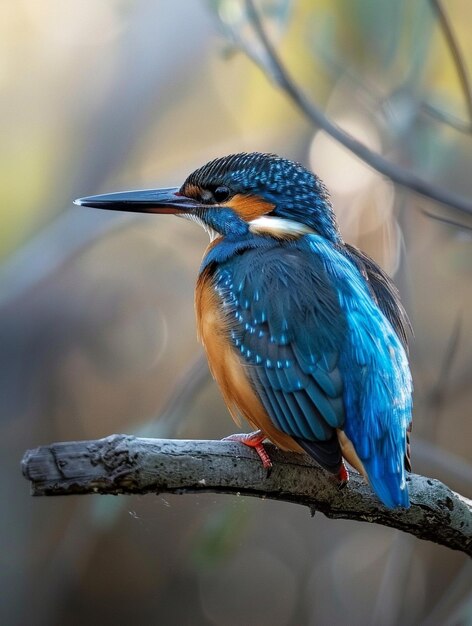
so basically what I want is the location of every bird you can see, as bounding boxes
[75,152,413,508]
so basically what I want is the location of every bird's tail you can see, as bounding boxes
[363,459,410,509]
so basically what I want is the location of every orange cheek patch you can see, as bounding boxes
[225,194,275,222]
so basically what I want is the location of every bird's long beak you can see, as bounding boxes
[74,187,200,214]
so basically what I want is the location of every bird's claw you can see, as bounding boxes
[334,462,349,489]
[222,430,273,475]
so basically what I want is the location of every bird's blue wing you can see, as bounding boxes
[214,237,412,508]
[308,235,412,507]
[343,243,412,353]
[343,243,413,472]
[215,244,347,473]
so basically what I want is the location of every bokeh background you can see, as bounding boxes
[1,1,472,625]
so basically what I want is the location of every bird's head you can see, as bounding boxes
[75,152,340,242]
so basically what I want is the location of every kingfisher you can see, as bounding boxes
[75,152,412,508]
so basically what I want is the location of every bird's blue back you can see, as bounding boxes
[203,232,412,508]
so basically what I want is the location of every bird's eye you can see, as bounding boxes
[213,186,231,203]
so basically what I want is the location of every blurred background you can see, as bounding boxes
[1,1,471,624]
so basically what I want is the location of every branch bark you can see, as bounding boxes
[22,435,472,557]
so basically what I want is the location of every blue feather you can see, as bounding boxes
[206,225,412,508]
[307,235,412,508]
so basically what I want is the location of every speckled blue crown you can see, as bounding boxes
[185,152,340,241]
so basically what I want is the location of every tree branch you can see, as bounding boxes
[22,435,472,557]
[242,0,472,216]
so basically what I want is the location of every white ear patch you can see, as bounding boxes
[178,212,219,241]
[248,216,316,239]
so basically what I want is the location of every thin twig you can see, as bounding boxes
[424,0,472,133]
[22,435,472,556]
[243,0,472,215]
[307,17,471,135]
[422,208,472,231]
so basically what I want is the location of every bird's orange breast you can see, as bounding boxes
[195,263,303,453]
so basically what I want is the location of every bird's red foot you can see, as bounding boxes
[335,461,349,488]
[222,430,273,475]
